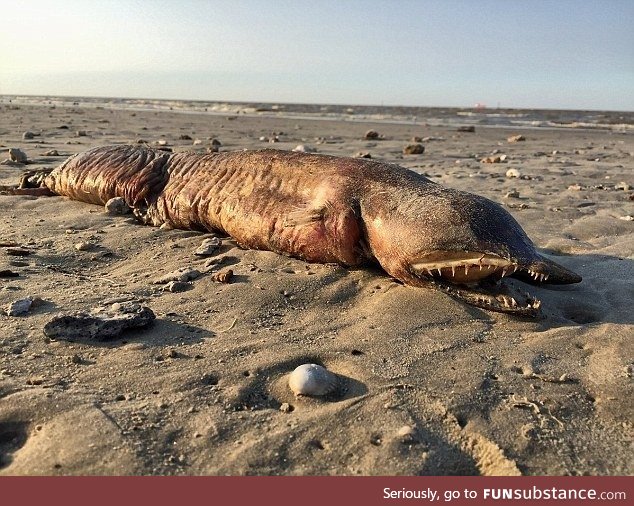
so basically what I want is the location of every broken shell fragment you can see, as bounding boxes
[288,363,338,397]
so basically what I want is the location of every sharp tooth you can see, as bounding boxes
[479,264,483,271]
[511,297,518,307]
[502,268,508,277]
[513,265,519,273]
[436,268,442,276]
[451,265,456,277]
[540,273,545,282]
[544,274,549,281]
[465,265,470,275]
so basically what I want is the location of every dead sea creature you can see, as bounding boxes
[11,145,582,316]
[288,364,338,397]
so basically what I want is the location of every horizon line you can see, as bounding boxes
[2,93,632,114]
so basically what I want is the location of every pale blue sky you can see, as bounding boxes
[1,0,632,110]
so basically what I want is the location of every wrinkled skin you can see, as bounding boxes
[27,145,581,316]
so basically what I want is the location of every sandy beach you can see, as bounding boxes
[0,100,632,476]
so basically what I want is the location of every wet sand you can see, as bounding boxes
[0,102,632,475]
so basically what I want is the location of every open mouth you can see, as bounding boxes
[409,252,553,316]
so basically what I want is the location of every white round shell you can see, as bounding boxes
[288,364,337,397]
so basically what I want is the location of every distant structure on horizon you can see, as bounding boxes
[474,102,487,110]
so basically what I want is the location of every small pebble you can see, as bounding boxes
[457,126,475,133]
[505,168,521,178]
[44,149,60,156]
[211,269,233,283]
[354,151,372,158]
[505,190,520,198]
[74,241,93,251]
[507,134,526,143]
[104,197,131,215]
[194,237,222,256]
[153,267,201,284]
[615,181,631,191]
[364,130,380,140]
[292,144,316,153]
[164,280,192,293]
[8,148,28,163]
[481,155,507,164]
[396,425,418,444]
[22,131,35,140]
[279,402,293,413]
[76,130,87,137]
[403,143,425,155]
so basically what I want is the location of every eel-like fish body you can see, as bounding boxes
[39,145,581,316]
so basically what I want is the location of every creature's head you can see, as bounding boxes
[361,183,581,316]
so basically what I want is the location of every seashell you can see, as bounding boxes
[288,363,337,397]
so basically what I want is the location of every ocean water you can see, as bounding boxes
[2,95,633,131]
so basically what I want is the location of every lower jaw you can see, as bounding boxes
[426,276,542,316]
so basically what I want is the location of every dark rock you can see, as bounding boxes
[43,303,155,341]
